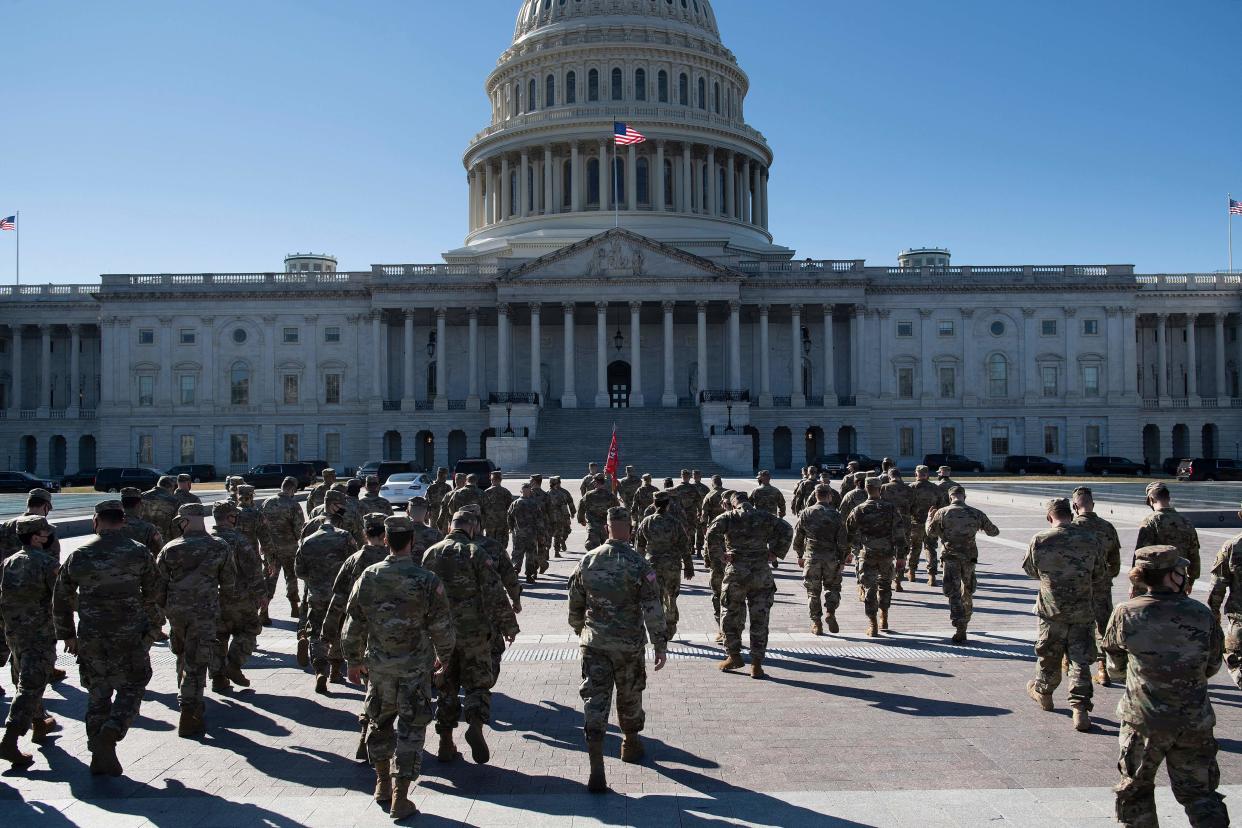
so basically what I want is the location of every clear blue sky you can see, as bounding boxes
[2,0,1239,282]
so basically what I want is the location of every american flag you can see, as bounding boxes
[614,122,646,146]
[1231,199,1242,216]
[0,216,14,231]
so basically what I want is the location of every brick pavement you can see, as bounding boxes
[1,477,1239,826]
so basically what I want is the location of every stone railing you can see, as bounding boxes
[1141,399,1160,409]
[700,390,750,403]
[1135,273,1242,290]
[837,396,857,407]
[382,400,402,412]
[373,264,500,278]
[0,284,99,300]
[489,392,541,406]
[468,104,769,148]
[101,272,359,289]
[739,260,864,275]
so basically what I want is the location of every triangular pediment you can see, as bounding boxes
[503,229,742,283]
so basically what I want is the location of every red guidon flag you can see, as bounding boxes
[604,426,620,488]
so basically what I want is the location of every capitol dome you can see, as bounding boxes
[446,0,789,263]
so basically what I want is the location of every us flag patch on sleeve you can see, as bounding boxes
[646,572,657,583]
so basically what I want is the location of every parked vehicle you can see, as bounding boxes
[1002,455,1066,476]
[1083,456,1150,476]
[302,460,331,478]
[1177,459,1242,482]
[241,463,315,489]
[95,467,161,493]
[60,469,97,488]
[0,471,62,494]
[1162,458,1185,477]
[166,463,218,483]
[813,453,882,478]
[378,472,433,507]
[453,458,498,483]
[922,454,986,474]
[355,461,416,486]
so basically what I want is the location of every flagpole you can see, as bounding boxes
[14,211,18,286]
[613,136,620,229]
[1230,194,1234,275]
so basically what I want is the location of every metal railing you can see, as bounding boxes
[489,392,540,405]
[699,390,751,403]
[837,396,857,407]
[382,400,402,412]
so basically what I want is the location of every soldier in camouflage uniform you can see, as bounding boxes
[1022,498,1107,732]
[235,485,272,567]
[460,503,521,682]
[846,478,904,637]
[261,476,306,623]
[53,501,160,776]
[508,483,547,583]
[209,502,265,693]
[173,475,201,509]
[750,470,787,518]
[880,468,915,590]
[480,471,514,550]
[224,475,244,503]
[425,467,451,532]
[814,472,841,508]
[1071,486,1124,686]
[634,492,695,640]
[422,510,519,766]
[616,465,642,513]
[908,465,948,585]
[793,484,849,636]
[700,480,732,640]
[142,476,181,542]
[709,491,793,678]
[359,475,393,515]
[690,471,710,555]
[936,465,959,494]
[1106,545,1229,828]
[578,474,620,552]
[790,467,813,514]
[926,486,999,643]
[840,461,861,496]
[0,516,58,768]
[669,470,703,550]
[1208,506,1242,690]
[630,473,658,523]
[547,476,576,555]
[342,515,456,820]
[439,474,482,534]
[580,462,601,497]
[1136,483,1201,594]
[296,490,359,692]
[406,496,445,552]
[528,474,557,561]
[307,467,337,515]
[118,488,167,644]
[0,488,60,563]
[568,506,668,793]
[155,504,233,737]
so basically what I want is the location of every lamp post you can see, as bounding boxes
[504,402,514,435]
[725,403,735,434]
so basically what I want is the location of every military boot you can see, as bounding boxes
[211,674,231,694]
[296,636,310,669]
[372,759,392,803]
[0,724,33,768]
[92,725,124,777]
[927,571,938,587]
[1073,709,1091,732]
[554,549,563,558]
[866,616,879,638]
[177,708,196,738]
[225,664,251,688]
[154,628,170,643]
[586,737,607,793]
[878,609,889,631]
[750,653,767,680]
[356,717,370,762]
[390,779,418,820]
[825,613,840,634]
[1094,662,1111,687]
[893,576,904,593]
[314,672,329,695]
[329,660,347,685]
[31,716,56,744]
[951,624,968,644]
[1026,680,1054,712]
[289,596,300,618]
[620,732,644,763]
[713,630,725,644]
[437,730,459,763]
[810,620,823,636]
[718,653,744,672]
[50,667,67,683]
[464,717,490,765]
[259,606,271,627]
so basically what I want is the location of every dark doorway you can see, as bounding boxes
[743,425,760,471]
[1142,425,1160,468]
[78,435,97,471]
[1172,424,1190,459]
[20,435,36,473]
[1203,424,1219,459]
[773,427,793,471]
[383,431,402,461]
[448,430,468,468]
[805,426,824,464]
[608,361,631,409]
[50,435,66,477]
[415,430,434,472]
[838,426,857,454]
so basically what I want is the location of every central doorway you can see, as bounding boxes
[608,360,631,408]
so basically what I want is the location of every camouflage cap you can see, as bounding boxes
[321,468,338,478]
[95,500,124,515]
[14,515,51,535]
[177,474,192,483]
[236,484,255,496]
[948,485,966,497]
[593,473,607,484]
[1146,482,1170,498]
[451,509,478,524]
[211,501,239,520]
[606,506,631,522]
[1134,544,1191,571]
[158,476,175,489]
[549,475,561,482]
[384,515,414,534]
[461,503,482,515]
[641,473,652,481]
[226,475,245,486]
[938,466,952,475]
[365,475,380,486]
[864,477,882,488]
[26,488,53,504]
[120,486,144,499]
[282,476,299,489]
[407,495,428,508]
[1045,497,1072,514]
[330,482,348,493]
[915,465,929,474]
[653,491,671,505]
[324,490,347,506]
[363,512,389,532]
[177,503,210,519]
[531,473,543,481]
[680,469,690,477]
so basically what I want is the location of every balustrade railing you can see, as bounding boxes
[489,392,540,406]
[382,400,402,412]
[699,390,751,403]
[837,396,857,407]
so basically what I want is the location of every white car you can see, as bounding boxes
[379,472,433,507]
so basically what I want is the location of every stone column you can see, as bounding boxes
[1022,309,1039,400]
[435,308,448,410]
[529,303,542,400]
[595,302,609,407]
[691,157,701,213]
[1236,313,1242,398]
[629,302,644,407]
[696,302,708,400]
[486,162,497,225]
[200,317,214,406]
[38,324,52,412]
[728,300,742,392]
[681,144,692,213]
[9,326,22,413]
[468,167,479,231]
[661,301,677,407]
[752,165,763,228]
[370,312,383,400]
[1214,313,1227,399]
[761,168,770,229]
[467,308,480,406]
[599,140,610,211]
[1156,313,1169,400]
[822,306,835,406]
[741,157,751,223]
[626,144,637,211]
[69,324,82,413]
[758,305,772,406]
[97,321,112,408]
[791,304,805,407]
[725,152,737,219]
[876,310,891,399]
[304,315,318,407]
[518,150,529,218]
[1186,314,1198,400]
[570,142,582,213]
[654,141,665,212]
[706,147,717,216]
[543,146,554,216]
[562,303,577,408]
[403,310,416,404]
[500,157,511,221]
[1122,309,1138,399]
[497,304,511,395]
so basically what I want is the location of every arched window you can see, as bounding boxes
[230,362,250,406]
[588,68,599,101]
[657,70,669,103]
[678,73,689,106]
[714,80,721,113]
[545,74,555,107]
[697,77,706,109]
[587,158,600,206]
[611,67,623,100]
[513,83,521,115]
[988,354,1009,398]
[635,68,646,101]
[528,78,537,111]
[637,157,649,205]
[566,70,577,104]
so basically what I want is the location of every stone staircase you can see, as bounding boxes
[517,407,732,478]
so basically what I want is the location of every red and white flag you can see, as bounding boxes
[604,426,620,488]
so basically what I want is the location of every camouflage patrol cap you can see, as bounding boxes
[27,488,53,504]
[324,490,347,506]
[915,465,929,474]
[322,468,338,479]
[680,469,690,477]
[177,474,192,484]
[1146,482,1170,499]
[814,483,834,499]
[237,484,255,496]
[654,491,671,505]
[14,515,51,535]
[407,495,428,508]
[384,515,414,534]
[158,476,175,489]
[451,509,478,524]
[120,487,144,500]
[330,482,348,493]
[461,503,482,515]
[95,500,125,517]
[593,473,607,484]
[948,485,966,498]
[1134,544,1190,571]
[642,473,652,481]
[363,512,389,532]
[282,476,299,489]
[606,506,631,522]
[365,475,380,486]
[177,503,210,519]
[212,501,239,520]
[1045,497,1072,515]
[938,466,952,475]
[864,477,882,489]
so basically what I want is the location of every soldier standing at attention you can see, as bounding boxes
[359,476,393,515]
[1136,483,1201,595]
[1022,498,1107,732]
[507,483,547,583]
[880,468,915,591]
[143,476,181,542]
[0,516,59,768]
[846,478,904,637]
[925,486,999,643]
[635,492,695,641]
[480,471,514,550]
[908,466,948,586]
[568,506,667,793]
[53,501,160,776]
[580,462,601,497]
[209,502,265,693]
[296,490,359,693]
[155,504,233,738]
[750,470,787,518]
[616,465,642,513]
[261,477,306,625]
[793,484,849,636]
[307,467,337,514]
[1208,504,1242,689]
[630,473,658,522]
[342,515,456,821]
[1106,545,1229,828]
[529,474,557,562]
[422,510,519,766]
[547,476,576,556]
[173,475,201,508]
[1071,487,1124,686]
[709,491,793,678]
[579,474,621,551]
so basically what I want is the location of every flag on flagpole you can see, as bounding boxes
[0,216,14,231]
[1231,199,1242,216]
[614,122,647,146]
[604,426,620,488]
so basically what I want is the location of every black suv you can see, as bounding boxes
[1083,456,1150,476]
[454,458,498,483]
[167,464,217,483]
[355,461,415,486]
[813,453,882,478]
[922,454,986,474]
[0,471,61,494]
[95,467,162,492]
[1003,455,1066,476]
[1177,459,1242,482]
[242,463,315,489]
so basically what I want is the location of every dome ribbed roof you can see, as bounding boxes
[514,0,720,43]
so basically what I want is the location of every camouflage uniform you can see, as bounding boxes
[880,479,914,581]
[529,480,555,563]
[791,474,814,515]
[567,536,667,741]
[1022,522,1106,711]
[700,487,731,625]
[121,503,163,558]
[235,487,272,566]
[750,483,786,518]
[359,492,393,516]
[427,476,453,533]
[324,541,391,647]
[706,503,793,660]
[908,479,947,578]
[1106,547,1228,828]
[262,489,306,608]
[690,477,710,554]
[547,483,576,554]
[296,522,359,676]
[579,472,598,498]
[578,487,621,550]
[173,488,201,509]
[634,510,693,639]
[507,494,547,578]
[1208,532,1242,689]
[616,472,643,513]
[793,502,849,625]
[141,486,180,543]
[1,535,58,735]
[1136,507,1201,586]
[421,530,519,736]
[630,480,658,523]
[669,481,703,546]
[1074,510,1124,678]
[470,531,522,679]
[306,477,335,515]
[210,514,265,684]
[925,501,999,630]
[845,496,904,623]
[480,483,514,550]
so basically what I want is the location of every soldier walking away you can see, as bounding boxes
[358,476,393,515]
[439,474,483,535]
[845,478,904,637]
[750,470,787,518]
[568,506,667,793]
[578,474,621,552]
[790,467,813,514]
[880,468,914,591]
[1136,483,1201,595]
[209,502,266,694]
[630,473,658,522]
[307,468,337,515]
[1022,498,1107,732]
[460,503,522,683]
[925,486,999,643]
[261,477,306,625]
[908,465,948,585]
[235,485,273,575]
[580,462,602,497]
[342,515,456,820]
[793,484,849,636]
[1208,503,1242,690]
[53,501,160,776]
[669,470,703,552]
[616,465,642,513]
[1106,545,1230,828]
[424,467,451,528]
[480,471,515,550]
[296,490,359,693]
[529,474,557,561]
[142,476,181,542]
[173,475,201,509]
[634,492,695,641]
[701,481,733,642]
[547,476,576,556]
[422,510,519,766]
[507,483,548,583]
[708,491,793,678]
[119,488,167,643]
[690,470,710,556]
[840,461,861,495]
[1071,486,1124,686]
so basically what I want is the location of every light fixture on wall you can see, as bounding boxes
[426,331,436,358]
[613,305,624,353]
[801,325,812,356]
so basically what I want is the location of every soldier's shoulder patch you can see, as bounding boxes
[436,583,445,596]
[646,571,657,583]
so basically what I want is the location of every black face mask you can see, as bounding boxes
[1170,568,1189,595]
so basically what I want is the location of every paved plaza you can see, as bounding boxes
[2,477,1240,826]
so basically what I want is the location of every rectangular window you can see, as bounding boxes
[178,374,196,405]
[1083,365,1101,397]
[938,320,955,337]
[138,435,153,465]
[941,427,957,454]
[283,434,299,463]
[138,329,154,345]
[939,367,955,399]
[899,427,915,457]
[179,435,195,464]
[179,329,196,345]
[1041,320,1058,337]
[324,327,341,343]
[137,375,154,407]
[990,426,1010,457]
[896,321,914,338]
[1083,319,1100,336]
[283,327,299,344]
[1042,366,1058,397]
[1085,425,1102,456]
[325,433,341,465]
[230,434,249,464]
[897,368,914,399]
[1044,426,1060,456]
[283,374,299,405]
[325,373,342,405]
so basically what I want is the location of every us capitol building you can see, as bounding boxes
[4,0,1239,478]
